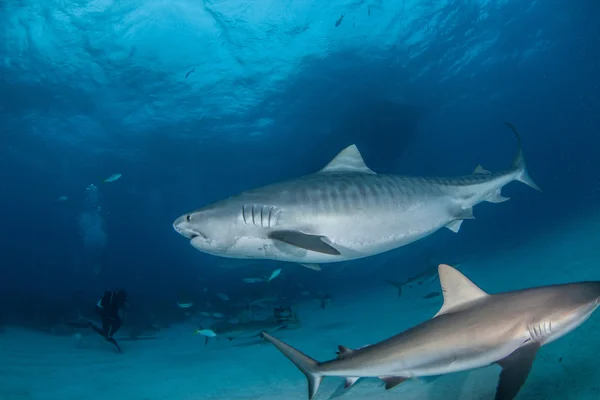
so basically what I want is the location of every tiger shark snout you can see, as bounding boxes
[173,215,201,240]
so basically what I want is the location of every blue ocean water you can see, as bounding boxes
[1,1,599,399]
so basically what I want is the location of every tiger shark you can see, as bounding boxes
[262,264,600,400]
[173,123,539,269]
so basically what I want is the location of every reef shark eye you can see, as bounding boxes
[186,215,191,222]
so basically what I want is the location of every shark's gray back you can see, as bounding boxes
[217,171,503,223]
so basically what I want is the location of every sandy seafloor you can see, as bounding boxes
[2,215,600,400]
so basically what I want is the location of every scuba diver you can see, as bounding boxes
[69,289,128,353]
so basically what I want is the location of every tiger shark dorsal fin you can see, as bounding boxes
[434,264,488,317]
[319,144,376,174]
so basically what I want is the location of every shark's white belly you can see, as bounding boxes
[393,339,524,377]
[329,334,528,380]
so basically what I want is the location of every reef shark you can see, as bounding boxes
[262,264,600,399]
[173,123,539,268]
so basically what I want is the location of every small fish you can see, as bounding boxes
[216,293,230,301]
[335,14,345,27]
[212,313,224,318]
[368,5,371,16]
[185,68,196,79]
[423,291,441,299]
[199,312,211,317]
[177,301,194,309]
[243,278,265,283]
[103,173,122,183]
[268,268,282,283]
[194,329,217,337]
[57,195,68,202]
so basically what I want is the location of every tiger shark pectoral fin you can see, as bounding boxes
[268,230,341,256]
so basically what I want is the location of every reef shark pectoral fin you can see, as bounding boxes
[268,230,341,256]
[495,342,541,400]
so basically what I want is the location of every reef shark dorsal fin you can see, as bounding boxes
[319,144,376,174]
[434,264,488,317]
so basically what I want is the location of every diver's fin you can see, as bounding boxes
[434,264,488,317]
[380,376,409,390]
[504,122,541,192]
[495,342,541,400]
[269,230,341,256]
[262,332,323,399]
[319,144,376,174]
[298,263,322,271]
